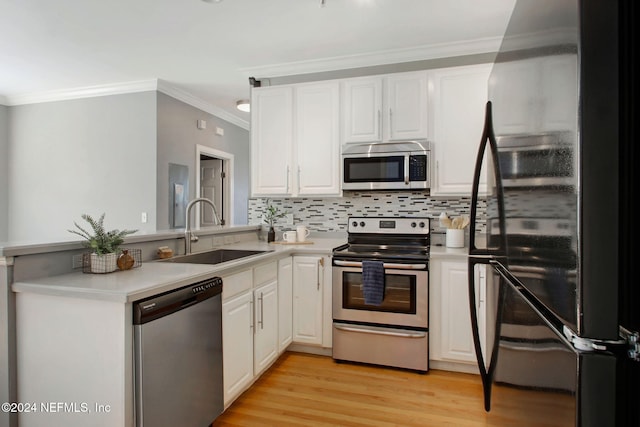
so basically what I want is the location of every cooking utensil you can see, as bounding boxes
[461,216,470,229]
[439,212,452,228]
[451,217,462,229]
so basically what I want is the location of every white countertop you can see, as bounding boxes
[429,244,469,259]
[11,238,346,303]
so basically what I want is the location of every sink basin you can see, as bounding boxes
[161,249,271,265]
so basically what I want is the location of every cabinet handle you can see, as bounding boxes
[286,165,290,194]
[258,292,264,329]
[377,109,382,140]
[297,165,301,191]
[317,260,321,290]
[250,299,255,334]
[389,108,393,137]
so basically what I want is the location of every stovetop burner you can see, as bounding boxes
[333,217,430,262]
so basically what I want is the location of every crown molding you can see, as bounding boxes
[241,36,503,78]
[0,79,249,130]
[3,80,159,106]
[156,80,249,130]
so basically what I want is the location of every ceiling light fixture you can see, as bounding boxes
[236,100,250,112]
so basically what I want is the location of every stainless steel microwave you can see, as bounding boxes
[342,141,431,191]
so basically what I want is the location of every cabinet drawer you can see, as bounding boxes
[254,261,277,286]
[222,270,253,300]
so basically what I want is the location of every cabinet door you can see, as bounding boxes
[490,58,539,135]
[385,71,429,141]
[431,259,486,365]
[278,257,293,352]
[251,86,293,196]
[430,64,491,196]
[295,82,341,196]
[539,54,578,133]
[253,281,278,376]
[292,256,323,345]
[222,291,254,406]
[342,77,383,143]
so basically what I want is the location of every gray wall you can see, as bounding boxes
[156,93,250,229]
[7,92,157,242]
[0,105,7,241]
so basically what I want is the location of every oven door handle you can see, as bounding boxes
[334,323,427,339]
[333,260,427,270]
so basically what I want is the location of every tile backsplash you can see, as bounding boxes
[248,191,487,234]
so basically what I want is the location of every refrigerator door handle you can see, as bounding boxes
[469,101,507,257]
[468,102,508,412]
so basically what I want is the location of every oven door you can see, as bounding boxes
[332,260,428,329]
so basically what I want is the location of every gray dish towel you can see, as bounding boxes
[362,260,385,306]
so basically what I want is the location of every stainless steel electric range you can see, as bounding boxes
[332,216,430,372]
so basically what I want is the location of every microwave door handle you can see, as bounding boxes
[404,155,410,185]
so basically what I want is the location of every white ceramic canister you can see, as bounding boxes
[446,229,465,248]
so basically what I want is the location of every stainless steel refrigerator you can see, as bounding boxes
[467,0,639,426]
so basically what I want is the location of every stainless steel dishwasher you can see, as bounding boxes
[133,276,223,427]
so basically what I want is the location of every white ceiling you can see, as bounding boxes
[0,0,516,129]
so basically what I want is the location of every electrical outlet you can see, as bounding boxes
[72,254,84,269]
[285,214,294,225]
[141,212,147,223]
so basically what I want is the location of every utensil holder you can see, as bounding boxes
[446,229,464,248]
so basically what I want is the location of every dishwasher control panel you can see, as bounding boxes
[192,276,223,295]
[133,276,223,325]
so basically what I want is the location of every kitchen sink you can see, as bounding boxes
[161,249,272,265]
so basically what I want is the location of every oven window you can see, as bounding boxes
[342,271,416,313]
[343,156,404,182]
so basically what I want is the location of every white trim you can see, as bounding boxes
[1,78,250,131]
[157,80,249,130]
[195,145,235,226]
[3,79,158,106]
[240,36,503,78]
[0,256,14,266]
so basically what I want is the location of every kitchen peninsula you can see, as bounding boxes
[1,226,344,427]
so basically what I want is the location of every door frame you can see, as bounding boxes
[195,145,235,226]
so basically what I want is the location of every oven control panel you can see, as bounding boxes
[347,217,430,234]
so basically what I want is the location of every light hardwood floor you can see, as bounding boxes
[213,352,574,427]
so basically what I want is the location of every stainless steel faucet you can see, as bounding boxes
[184,197,222,254]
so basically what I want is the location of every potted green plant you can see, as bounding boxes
[263,203,285,243]
[68,213,137,273]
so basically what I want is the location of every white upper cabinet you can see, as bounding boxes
[251,86,293,195]
[429,63,492,197]
[251,81,340,197]
[295,82,341,196]
[490,54,577,135]
[341,77,383,143]
[385,72,429,141]
[342,71,428,144]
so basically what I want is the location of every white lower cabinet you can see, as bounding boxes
[430,258,489,373]
[253,281,278,376]
[277,257,293,352]
[222,261,281,407]
[221,270,254,407]
[292,256,324,345]
[292,255,332,347]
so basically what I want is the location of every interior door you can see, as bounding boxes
[200,158,223,226]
